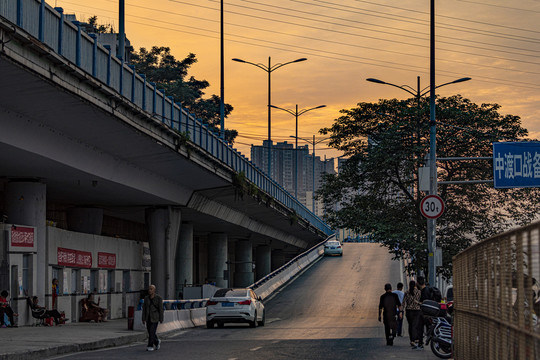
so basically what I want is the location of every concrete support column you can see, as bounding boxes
[66,207,103,235]
[145,207,181,299]
[271,249,285,271]
[198,236,208,285]
[255,245,271,281]
[5,181,46,299]
[175,222,193,298]
[234,240,254,287]
[207,233,228,288]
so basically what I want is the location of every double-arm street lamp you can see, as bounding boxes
[289,135,329,214]
[366,75,471,286]
[232,57,307,178]
[269,104,326,198]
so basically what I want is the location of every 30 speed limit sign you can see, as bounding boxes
[420,195,445,219]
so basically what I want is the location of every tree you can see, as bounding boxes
[87,16,114,34]
[318,95,540,279]
[130,46,236,143]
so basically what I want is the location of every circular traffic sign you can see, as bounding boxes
[420,195,445,219]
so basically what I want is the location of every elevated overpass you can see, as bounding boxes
[0,0,332,307]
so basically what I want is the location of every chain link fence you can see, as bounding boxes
[453,221,540,359]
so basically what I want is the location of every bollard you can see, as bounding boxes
[127,306,134,330]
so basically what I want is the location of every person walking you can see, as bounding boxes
[142,284,164,352]
[403,280,422,349]
[416,276,430,350]
[393,282,405,337]
[378,283,402,346]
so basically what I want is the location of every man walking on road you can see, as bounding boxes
[393,282,405,337]
[142,284,164,351]
[378,283,402,346]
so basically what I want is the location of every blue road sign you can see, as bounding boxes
[493,142,540,188]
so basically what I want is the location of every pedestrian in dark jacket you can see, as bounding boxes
[142,284,164,351]
[378,283,402,346]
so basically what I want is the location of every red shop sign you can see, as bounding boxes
[11,226,34,248]
[57,247,92,268]
[98,252,116,268]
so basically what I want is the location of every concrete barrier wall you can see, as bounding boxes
[133,308,206,333]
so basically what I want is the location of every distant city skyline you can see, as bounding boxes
[56,0,540,161]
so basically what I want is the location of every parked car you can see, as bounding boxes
[206,288,265,328]
[324,240,343,256]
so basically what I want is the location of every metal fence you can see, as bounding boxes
[453,221,540,359]
[0,0,333,236]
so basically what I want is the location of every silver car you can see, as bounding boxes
[324,240,343,256]
[206,288,265,328]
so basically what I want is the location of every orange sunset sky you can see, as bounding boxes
[52,0,540,160]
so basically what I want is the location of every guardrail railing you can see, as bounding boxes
[453,221,540,360]
[0,0,333,236]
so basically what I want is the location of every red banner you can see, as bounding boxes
[11,226,34,248]
[98,252,116,268]
[57,247,92,268]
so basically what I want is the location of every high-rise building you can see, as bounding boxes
[250,142,335,215]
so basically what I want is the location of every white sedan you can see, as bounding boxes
[206,288,265,328]
[324,240,343,256]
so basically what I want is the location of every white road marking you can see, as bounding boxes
[250,346,262,351]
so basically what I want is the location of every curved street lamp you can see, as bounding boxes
[232,57,307,178]
[270,104,326,198]
[366,75,471,286]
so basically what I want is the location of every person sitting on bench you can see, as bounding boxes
[0,290,18,327]
[31,296,66,325]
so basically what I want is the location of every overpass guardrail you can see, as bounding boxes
[453,220,540,360]
[0,0,332,236]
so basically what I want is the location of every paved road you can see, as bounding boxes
[52,243,438,360]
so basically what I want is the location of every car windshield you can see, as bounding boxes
[213,289,248,298]
[327,241,340,246]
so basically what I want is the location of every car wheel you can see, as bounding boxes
[250,311,258,328]
[217,321,224,328]
[206,320,214,329]
[257,310,265,326]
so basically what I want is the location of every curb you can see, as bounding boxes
[0,333,147,360]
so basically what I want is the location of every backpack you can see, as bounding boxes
[429,286,442,302]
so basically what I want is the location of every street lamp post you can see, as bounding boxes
[290,135,328,213]
[269,104,326,198]
[365,75,470,285]
[232,57,307,178]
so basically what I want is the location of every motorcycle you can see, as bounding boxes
[421,300,453,359]
[425,315,453,359]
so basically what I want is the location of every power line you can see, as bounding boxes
[57,1,540,90]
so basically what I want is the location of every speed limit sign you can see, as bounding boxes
[420,195,445,219]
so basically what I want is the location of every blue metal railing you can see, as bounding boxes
[0,0,333,236]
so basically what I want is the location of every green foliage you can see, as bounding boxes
[87,16,114,34]
[130,46,236,143]
[318,95,540,279]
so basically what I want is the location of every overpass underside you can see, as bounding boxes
[0,14,327,302]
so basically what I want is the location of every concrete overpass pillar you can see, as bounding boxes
[255,245,271,280]
[197,236,208,286]
[66,207,103,235]
[208,233,228,288]
[5,181,46,299]
[175,222,193,298]
[234,240,254,287]
[145,207,181,300]
[271,249,286,271]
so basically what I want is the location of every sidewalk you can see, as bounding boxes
[0,319,147,360]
